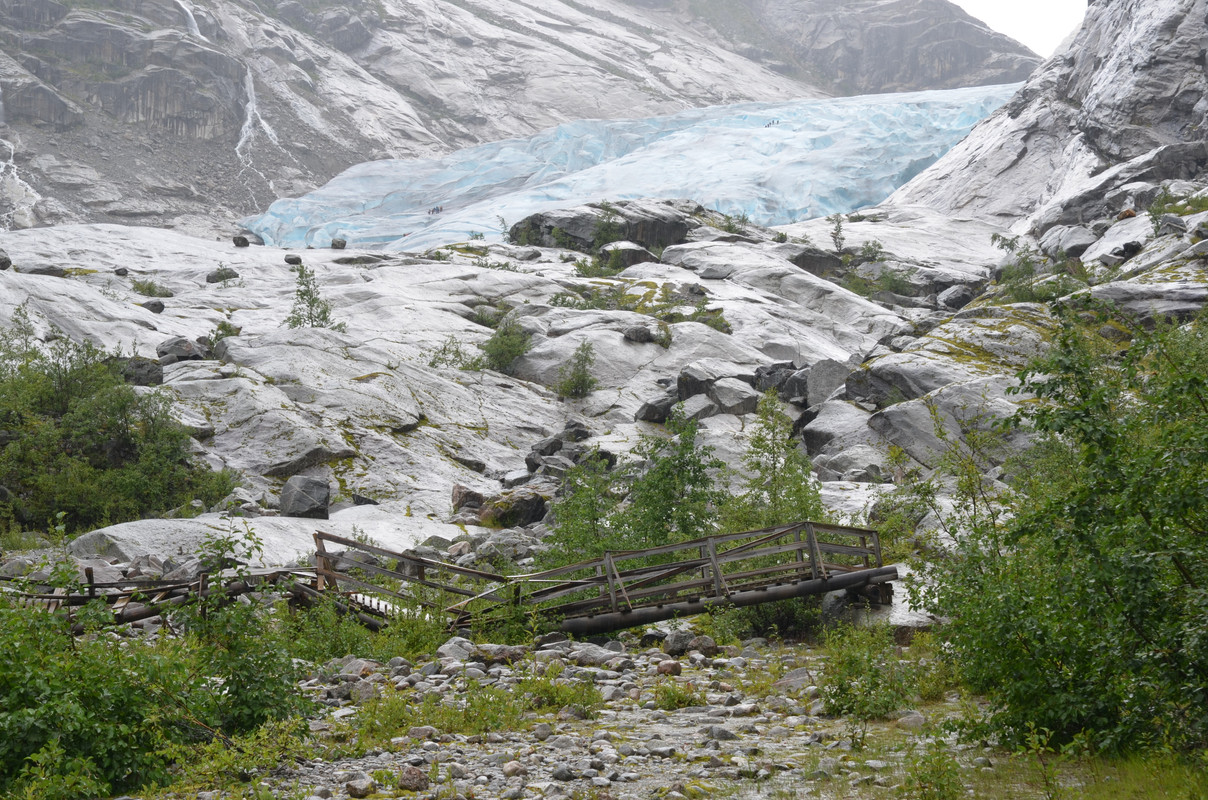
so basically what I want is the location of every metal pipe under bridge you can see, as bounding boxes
[312,520,897,637]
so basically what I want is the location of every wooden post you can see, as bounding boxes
[706,538,726,597]
[85,567,95,599]
[313,532,332,591]
[806,523,825,580]
[604,553,619,613]
[791,525,806,580]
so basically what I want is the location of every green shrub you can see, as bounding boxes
[0,309,235,533]
[0,599,197,797]
[357,682,523,745]
[592,201,624,250]
[130,278,173,298]
[555,340,598,398]
[428,335,484,370]
[654,680,705,710]
[900,742,964,800]
[917,306,1208,752]
[478,318,532,374]
[859,239,885,262]
[819,624,912,720]
[284,264,346,331]
[517,661,604,716]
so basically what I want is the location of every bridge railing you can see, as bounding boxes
[311,521,890,635]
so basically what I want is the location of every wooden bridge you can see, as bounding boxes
[312,520,896,636]
[2,521,895,637]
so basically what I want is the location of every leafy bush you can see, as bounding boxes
[428,335,484,370]
[819,624,912,720]
[357,682,524,745]
[0,308,234,533]
[0,600,196,797]
[916,304,1208,752]
[542,410,724,564]
[592,201,624,250]
[654,680,705,710]
[517,661,604,716]
[859,239,885,261]
[828,213,845,250]
[284,264,346,331]
[555,340,598,398]
[478,318,532,374]
[900,742,964,800]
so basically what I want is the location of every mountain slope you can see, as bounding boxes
[888,0,1208,234]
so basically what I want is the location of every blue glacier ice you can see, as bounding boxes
[245,83,1019,252]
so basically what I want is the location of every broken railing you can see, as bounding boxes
[313,521,896,637]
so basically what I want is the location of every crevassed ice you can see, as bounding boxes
[244,83,1019,252]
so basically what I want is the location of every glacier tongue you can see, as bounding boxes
[244,84,1019,252]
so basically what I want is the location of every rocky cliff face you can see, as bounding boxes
[0,0,1037,233]
[736,0,1039,94]
[889,0,1208,234]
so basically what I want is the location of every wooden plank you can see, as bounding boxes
[315,531,506,582]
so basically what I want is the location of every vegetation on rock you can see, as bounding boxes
[0,308,234,534]
[284,264,346,332]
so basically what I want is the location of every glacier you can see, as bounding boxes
[244,83,1019,252]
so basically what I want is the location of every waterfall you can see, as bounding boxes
[173,0,209,40]
[0,137,43,230]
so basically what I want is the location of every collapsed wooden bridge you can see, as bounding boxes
[313,520,897,637]
[3,520,895,637]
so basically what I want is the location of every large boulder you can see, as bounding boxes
[280,476,331,519]
[509,200,698,252]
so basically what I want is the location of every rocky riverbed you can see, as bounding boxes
[166,630,968,800]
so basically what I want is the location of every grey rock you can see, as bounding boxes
[233,235,250,247]
[551,764,576,781]
[285,254,303,266]
[623,325,655,343]
[806,359,852,408]
[664,629,695,656]
[680,393,719,422]
[937,284,976,310]
[707,377,760,415]
[0,249,10,270]
[331,238,347,250]
[345,777,376,799]
[155,336,208,366]
[279,475,330,519]
[635,390,679,422]
[140,299,165,314]
[20,264,67,278]
[206,266,239,283]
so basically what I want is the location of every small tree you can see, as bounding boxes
[613,407,726,549]
[720,391,823,532]
[828,213,846,251]
[284,264,345,331]
[556,340,598,398]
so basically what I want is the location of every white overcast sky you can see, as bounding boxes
[950,0,1088,57]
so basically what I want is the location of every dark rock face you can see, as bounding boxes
[509,200,700,252]
[280,475,331,519]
